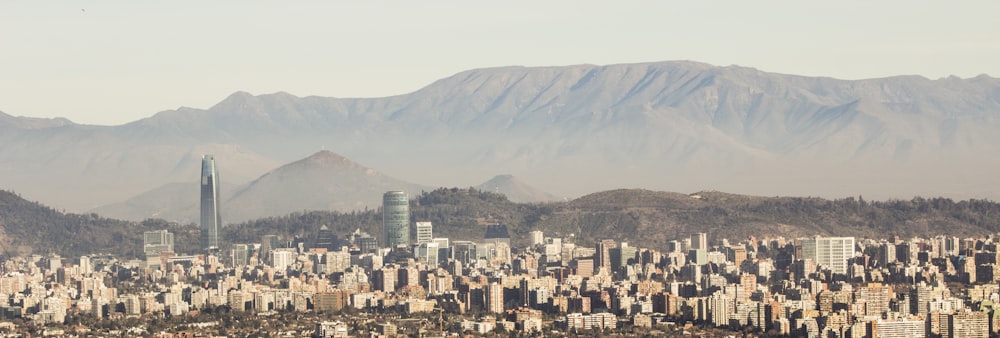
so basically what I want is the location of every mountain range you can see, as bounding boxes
[2,60,999,220]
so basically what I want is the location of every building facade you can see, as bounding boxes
[798,236,855,275]
[414,222,433,245]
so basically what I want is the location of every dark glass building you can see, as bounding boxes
[200,155,222,251]
[484,223,511,246]
[315,224,339,251]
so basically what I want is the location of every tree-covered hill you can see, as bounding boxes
[225,188,1000,250]
[4,187,1000,259]
[0,190,198,259]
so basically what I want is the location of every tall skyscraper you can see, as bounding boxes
[382,191,410,248]
[200,155,222,251]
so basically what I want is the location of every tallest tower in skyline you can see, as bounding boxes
[200,155,221,251]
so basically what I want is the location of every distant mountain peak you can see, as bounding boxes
[221,150,430,222]
[209,91,258,111]
[475,174,558,203]
[297,150,365,170]
[485,174,515,181]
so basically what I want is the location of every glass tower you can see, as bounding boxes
[382,191,410,248]
[200,155,222,251]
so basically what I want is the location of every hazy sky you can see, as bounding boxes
[1,1,997,125]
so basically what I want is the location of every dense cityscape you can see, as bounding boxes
[0,156,996,337]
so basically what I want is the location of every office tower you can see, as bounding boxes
[529,231,544,246]
[453,241,477,266]
[231,244,250,268]
[143,230,174,257]
[271,249,296,273]
[79,256,91,275]
[484,224,511,247]
[597,239,618,272]
[797,236,855,275]
[691,233,708,251]
[260,234,281,263]
[415,242,441,268]
[413,221,433,245]
[200,155,222,251]
[358,237,379,254]
[315,225,338,251]
[876,241,897,268]
[382,191,410,248]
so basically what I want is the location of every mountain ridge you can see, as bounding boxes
[2,60,999,213]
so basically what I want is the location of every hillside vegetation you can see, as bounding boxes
[0,190,199,258]
[223,188,1000,250]
[4,188,1000,259]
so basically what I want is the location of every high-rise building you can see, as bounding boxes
[260,234,281,264]
[315,225,338,251]
[271,249,296,273]
[486,282,504,314]
[382,191,410,248]
[610,243,637,273]
[413,222,433,245]
[415,242,440,268]
[484,224,511,247]
[231,244,250,268]
[200,155,222,251]
[691,233,708,251]
[597,239,618,272]
[453,241,478,266]
[797,236,855,275]
[144,230,174,257]
[529,231,544,246]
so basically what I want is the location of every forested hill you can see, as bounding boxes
[0,190,198,259]
[4,188,1000,259]
[227,188,1000,250]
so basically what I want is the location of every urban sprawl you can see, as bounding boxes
[0,156,996,337]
